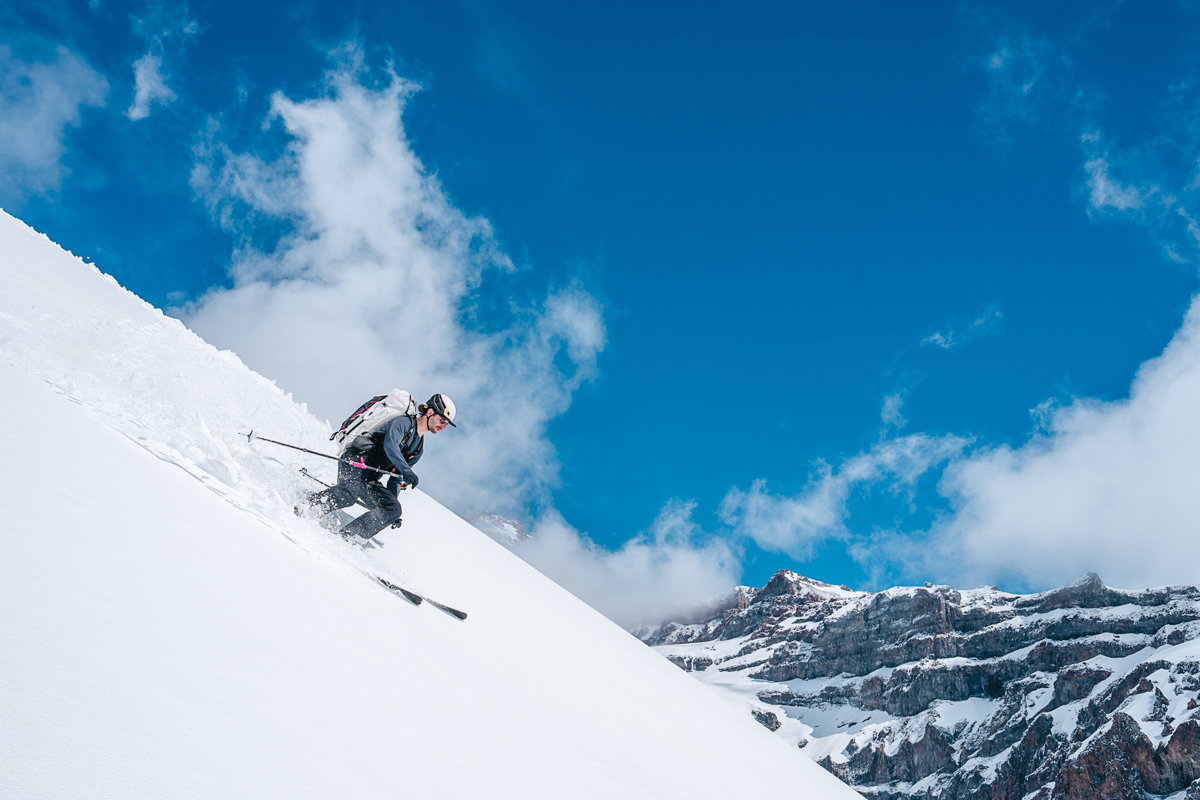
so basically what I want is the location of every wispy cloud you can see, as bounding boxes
[922,303,1003,350]
[1078,124,1200,266]
[0,44,107,206]
[972,31,1073,147]
[719,433,969,562]
[1082,149,1149,214]
[881,391,907,427]
[125,0,198,121]
[962,1,1115,151]
[126,53,175,120]
[966,10,1200,266]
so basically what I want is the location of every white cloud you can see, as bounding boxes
[713,17,1200,597]
[728,293,1200,593]
[182,47,758,629]
[517,502,741,629]
[903,293,1200,591]
[178,34,1200,624]
[126,53,176,120]
[0,44,107,205]
[719,434,969,561]
[720,291,1200,593]
[185,45,604,521]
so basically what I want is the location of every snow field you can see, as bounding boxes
[0,210,861,799]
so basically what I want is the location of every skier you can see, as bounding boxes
[299,393,457,540]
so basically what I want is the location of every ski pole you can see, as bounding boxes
[243,431,403,482]
[299,467,333,488]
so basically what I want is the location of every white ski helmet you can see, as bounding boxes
[425,393,457,427]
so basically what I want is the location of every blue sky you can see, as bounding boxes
[6,0,1200,624]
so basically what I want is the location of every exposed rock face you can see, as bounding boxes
[752,709,782,732]
[644,570,1200,800]
[465,512,529,545]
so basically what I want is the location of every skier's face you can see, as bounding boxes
[427,410,449,433]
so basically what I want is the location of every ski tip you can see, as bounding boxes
[430,601,468,621]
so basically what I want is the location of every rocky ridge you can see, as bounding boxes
[643,570,1200,800]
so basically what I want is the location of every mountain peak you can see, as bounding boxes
[755,570,859,602]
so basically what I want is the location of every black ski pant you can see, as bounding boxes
[306,460,402,539]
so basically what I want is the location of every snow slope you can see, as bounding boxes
[0,210,860,799]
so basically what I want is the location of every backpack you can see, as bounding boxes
[329,389,418,455]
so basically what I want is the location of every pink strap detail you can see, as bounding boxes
[351,457,367,469]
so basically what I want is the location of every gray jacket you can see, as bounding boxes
[346,415,424,487]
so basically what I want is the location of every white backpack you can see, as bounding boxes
[329,389,418,455]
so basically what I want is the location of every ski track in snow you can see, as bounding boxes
[0,212,424,597]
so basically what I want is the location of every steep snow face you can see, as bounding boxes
[0,211,860,800]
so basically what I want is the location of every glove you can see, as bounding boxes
[386,472,417,493]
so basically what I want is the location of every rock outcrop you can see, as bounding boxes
[644,570,1200,800]
[465,512,530,545]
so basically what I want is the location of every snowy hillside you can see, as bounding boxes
[0,210,859,799]
[644,570,1200,800]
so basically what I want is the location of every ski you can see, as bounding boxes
[375,576,468,620]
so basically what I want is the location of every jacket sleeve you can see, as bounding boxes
[382,417,419,484]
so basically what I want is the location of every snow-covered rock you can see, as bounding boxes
[0,210,860,800]
[466,511,530,544]
[646,568,1200,800]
